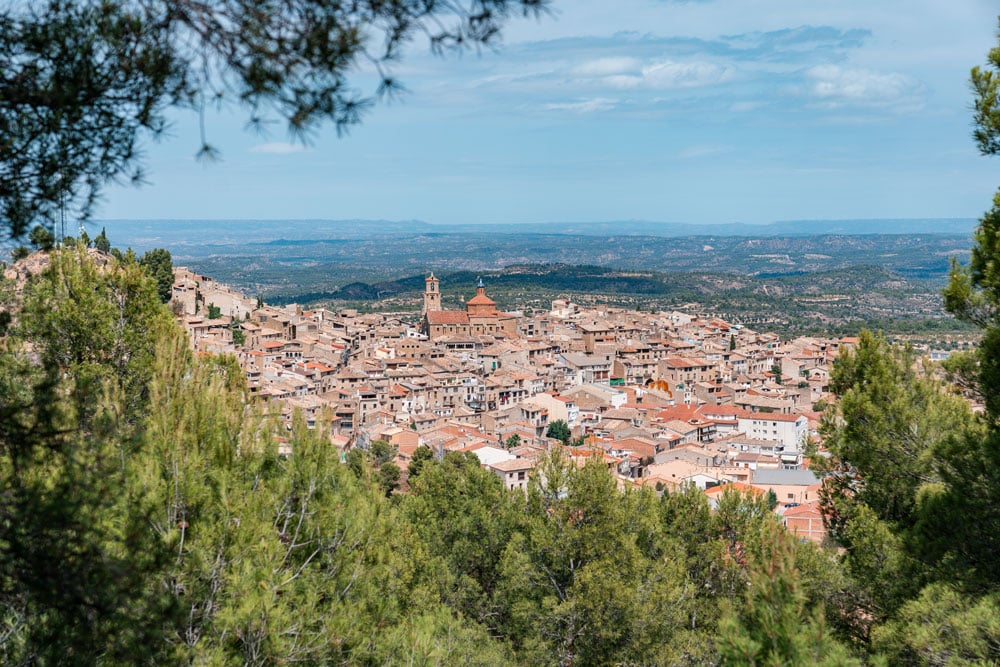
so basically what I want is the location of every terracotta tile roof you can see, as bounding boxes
[782,501,824,518]
[426,310,470,325]
[304,361,335,372]
[489,458,535,472]
[703,481,764,497]
[614,438,657,458]
[466,293,496,306]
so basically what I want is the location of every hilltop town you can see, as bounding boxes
[174,266,845,540]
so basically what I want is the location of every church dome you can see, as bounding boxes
[466,293,496,306]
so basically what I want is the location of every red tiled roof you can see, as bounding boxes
[704,482,764,497]
[426,310,470,325]
[466,293,496,306]
[783,501,824,518]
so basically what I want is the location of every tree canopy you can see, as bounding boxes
[0,0,550,240]
[971,18,1000,156]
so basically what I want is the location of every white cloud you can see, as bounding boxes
[639,60,734,89]
[805,65,922,109]
[250,142,310,155]
[542,97,619,113]
[571,57,642,77]
[569,57,733,92]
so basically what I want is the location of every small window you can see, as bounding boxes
[787,493,794,500]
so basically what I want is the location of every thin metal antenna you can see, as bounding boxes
[56,171,65,244]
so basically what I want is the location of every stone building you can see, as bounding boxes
[422,276,518,339]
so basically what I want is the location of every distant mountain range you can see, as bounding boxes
[95,217,976,250]
[436,218,978,238]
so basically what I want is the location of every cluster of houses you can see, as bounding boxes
[173,268,854,543]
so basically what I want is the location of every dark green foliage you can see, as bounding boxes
[138,247,173,303]
[27,225,54,250]
[822,331,972,529]
[404,451,518,624]
[872,584,1000,665]
[718,524,859,667]
[940,349,980,399]
[915,428,1000,588]
[0,367,177,664]
[10,246,29,261]
[206,303,221,319]
[546,419,571,444]
[94,227,111,253]
[0,247,178,664]
[489,456,731,664]
[930,73,1000,591]
[504,433,521,449]
[972,18,1000,155]
[17,244,174,427]
[818,331,982,628]
[379,461,401,496]
[346,447,365,479]
[369,438,395,465]
[407,444,434,479]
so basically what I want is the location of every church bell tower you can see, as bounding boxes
[423,273,441,314]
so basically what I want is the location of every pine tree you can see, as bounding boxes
[718,523,859,667]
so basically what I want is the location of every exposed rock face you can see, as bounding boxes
[4,248,112,298]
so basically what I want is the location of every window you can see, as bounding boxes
[787,493,794,500]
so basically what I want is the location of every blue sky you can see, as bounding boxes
[100,0,1000,228]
